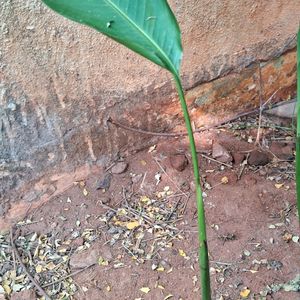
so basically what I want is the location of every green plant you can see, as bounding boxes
[41,1,211,298]
[296,26,300,224]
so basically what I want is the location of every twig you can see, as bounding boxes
[255,62,280,145]
[10,228,16,271]
[200,154,232,168]
[42,263,96,288]
[108,110,261,138]
[237,153,249,180]
[256,62,264,145]
[10,229,51,300]
[139,172,147,190]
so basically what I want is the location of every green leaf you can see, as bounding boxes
[42,0,182,75]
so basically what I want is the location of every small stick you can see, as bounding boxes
[140,172,147,190]
[200,154,232,168]
[10,230,51,300]
[42,263,96,288]
[10,228,16,271]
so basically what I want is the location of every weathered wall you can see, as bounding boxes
[0,0,299,213]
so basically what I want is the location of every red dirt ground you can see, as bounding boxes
[3,116,300,300]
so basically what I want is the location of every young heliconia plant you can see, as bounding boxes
[296,26,300,224]
[41,1,211,298]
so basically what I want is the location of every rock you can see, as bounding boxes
[212,143,232,163]
[248,150,270,166]
[11,289,36,300]
[269,142,294,160]
[70,248,99,269]
[232,152,245,165]
[96,173,112,190]
[169,154,188,171]
[111,162,128,174]
[71,237,84,248]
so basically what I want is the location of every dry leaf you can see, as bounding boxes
[275,183,284,189]
[35,265,43,273]
[240,288,251,298]
[179,249,186,257]
[164,295,173,300]
[83,188,88,196]
[221,176,229,184]
[126,221,140,230]
[140,287,151,294]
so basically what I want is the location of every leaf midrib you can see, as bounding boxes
[104,0,178,74]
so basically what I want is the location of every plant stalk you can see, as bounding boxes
[296,27,300,224]
[173,74,211,300]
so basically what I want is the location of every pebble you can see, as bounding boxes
[111,162,128,174]
[169,154,188,172]
[11,289,36,300]
[212,143,233,163]
[232,152,245,165]
[248,150,270,166]
[96,173,112,190]
[70,248,99,269]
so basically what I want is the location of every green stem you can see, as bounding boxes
[296,27,300,224]
[173,74,211,300]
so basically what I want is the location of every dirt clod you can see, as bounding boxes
[212,142,233,163]
[232,152,245,165]
[111,162,128,174]
[70,248,99,269]
[270,142,294,160]
[248,150,270,166]
[11,289,36,300]
[169,154,188,171]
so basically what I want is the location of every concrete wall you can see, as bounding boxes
[0,0,299,212]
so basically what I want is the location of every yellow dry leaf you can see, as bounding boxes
[126,221,140,230]
[83,188,88,196]
[140,287,151,294]
[98,256,109,266]
[275,183,284,189]
[157,285,165,290]
[249,270,258,274]
[179,249,187,257]
[221,176,229,184]
[140,195,150,203]
[106,285,111,292]
[35,265,43,273]
[140,160,147,166]
[164,295,173,300]
[240,288,251,298]
[3,284,11,295]
[46,262,56,270]
[157,266,165,272]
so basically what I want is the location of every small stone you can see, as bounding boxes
[232,152,245,165]
[111,162,128,174]
[71,237,84,247]
[11,289,36,300]
[212,143,232,163]
[169,154,188,172]
[96,173,112,190]
[269,142,294,160]
[267,259,283,270]
[70,248,99,269]
[131,173,143,183]
[248,150,270,166]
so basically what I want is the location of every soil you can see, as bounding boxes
[1,114,300,300]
